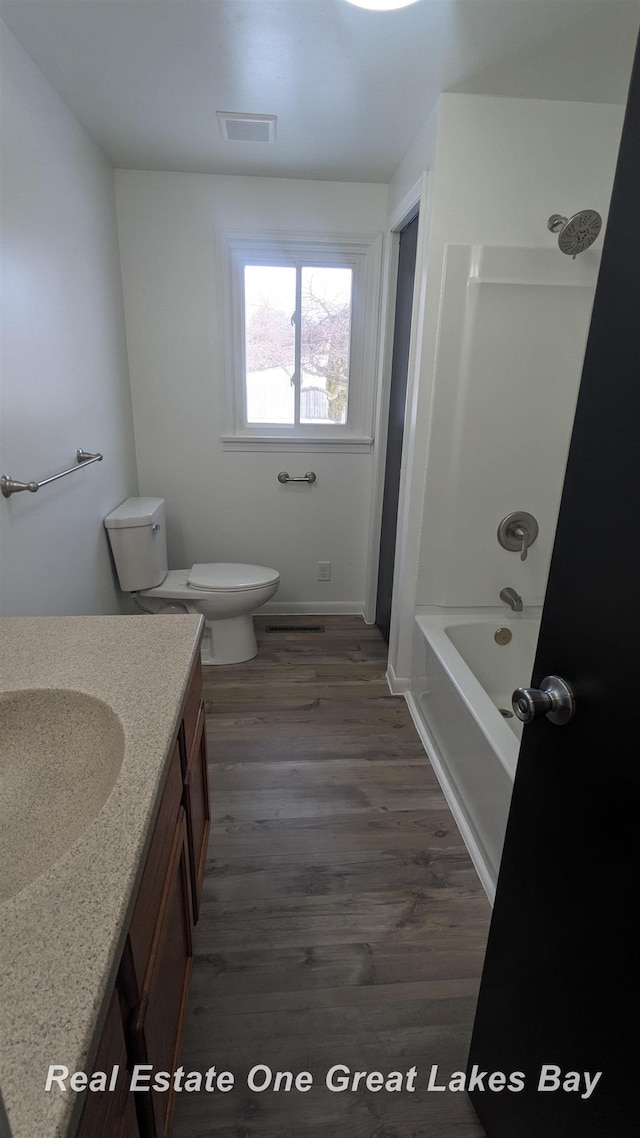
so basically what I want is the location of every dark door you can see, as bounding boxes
[468,34,640,1138]
[375,213,419,641]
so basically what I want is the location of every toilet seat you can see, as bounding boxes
[140,565,279,600]
[188,563,280,592]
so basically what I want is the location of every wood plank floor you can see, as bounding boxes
[173,616,490,1138]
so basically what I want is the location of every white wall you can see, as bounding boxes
[0,24,138,616]
[387,100,440,220]
[115,172,388,612]
[389,93,625,683]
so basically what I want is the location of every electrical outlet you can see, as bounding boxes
[317,561,331,581]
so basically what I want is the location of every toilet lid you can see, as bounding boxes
[187,563,280,592]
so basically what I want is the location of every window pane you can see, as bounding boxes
[300,266,352,425]
[244,265,296,424]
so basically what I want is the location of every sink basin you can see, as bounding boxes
[0,689,125,902]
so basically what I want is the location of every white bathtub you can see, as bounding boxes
[407,608,541,902]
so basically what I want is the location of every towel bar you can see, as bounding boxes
[1,449,103,499]
[277,471,317,484]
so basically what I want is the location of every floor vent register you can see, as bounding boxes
[265,624,325,633]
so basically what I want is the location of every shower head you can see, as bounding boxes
[547,210,602,258]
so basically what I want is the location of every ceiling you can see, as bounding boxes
[2,0,639,182]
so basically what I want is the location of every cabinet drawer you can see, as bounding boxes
[129,742,183,983]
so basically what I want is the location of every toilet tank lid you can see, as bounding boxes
[104,497,165,529]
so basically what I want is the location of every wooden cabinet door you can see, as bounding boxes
[76,987,139,1138]
[119,1092,141,1138]
[180,658,203,764]
[131,809,193,1138]
[129,743,183,982]
[183,700,210,922]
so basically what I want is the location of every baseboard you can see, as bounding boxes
[404,690,496,905]
[386,660,409,695]
[258,601,365,615]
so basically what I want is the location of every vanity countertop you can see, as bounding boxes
[0,614,204,1138]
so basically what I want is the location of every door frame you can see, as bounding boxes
[375,211,420,642]
[364,176,426,630]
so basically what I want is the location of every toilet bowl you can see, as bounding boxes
[139,565,280,664]
[104,498,279,665]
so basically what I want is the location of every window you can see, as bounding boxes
[220,233,382,450]
[244,263,352,427]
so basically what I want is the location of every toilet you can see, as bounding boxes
[104,498,279,665]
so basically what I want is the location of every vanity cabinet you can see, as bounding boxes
[76,656,210,1138]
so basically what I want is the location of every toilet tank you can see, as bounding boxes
[104,497,168,592]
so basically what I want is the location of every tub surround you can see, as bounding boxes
[0,615,204,1138]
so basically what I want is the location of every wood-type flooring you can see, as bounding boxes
[173,616,490,1138]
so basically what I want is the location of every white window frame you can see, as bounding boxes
[219,231,382,451]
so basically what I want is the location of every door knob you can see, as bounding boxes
[512,675,575,725]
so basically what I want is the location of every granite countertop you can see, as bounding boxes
[0,615,204,1138]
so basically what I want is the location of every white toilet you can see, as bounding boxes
[104,497,279,665]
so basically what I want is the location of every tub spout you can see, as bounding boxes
[500,587,523,612]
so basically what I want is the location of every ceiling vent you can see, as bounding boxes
[217,112,277,143]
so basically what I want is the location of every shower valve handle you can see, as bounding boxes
[497,512,539,561]
[512,676,575,726]
[513,525,530,562]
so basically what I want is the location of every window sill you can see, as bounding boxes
[221,435,373,453]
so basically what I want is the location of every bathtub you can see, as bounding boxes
[407,608,541,902]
